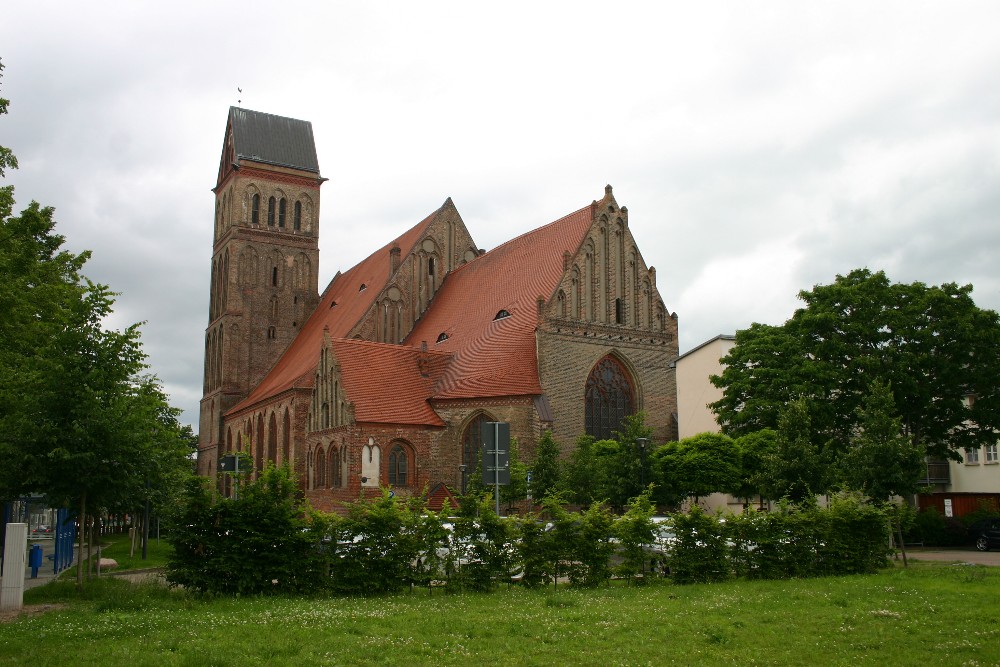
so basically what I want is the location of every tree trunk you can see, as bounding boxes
[76,493,86,588]
[896,519,908,568]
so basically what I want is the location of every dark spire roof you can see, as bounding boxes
[228,106,320,173]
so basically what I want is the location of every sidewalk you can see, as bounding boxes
[903,547,1000,567]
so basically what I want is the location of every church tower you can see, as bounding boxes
[197,107,324,475]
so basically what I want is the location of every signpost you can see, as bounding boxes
[482,422,510,515]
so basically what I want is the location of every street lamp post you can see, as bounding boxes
[459,464,468,495]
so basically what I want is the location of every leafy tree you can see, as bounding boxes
[499,437,528,512]
[837,380,925,503]
[652,432,740,505]
[733,429,778,508]
[0,63,191,584]
[530,430,561,501]
[563,435,597,506]
[712,269,1000,460]
[760,398,829,503]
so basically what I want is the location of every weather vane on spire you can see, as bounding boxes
[237,87,242,107]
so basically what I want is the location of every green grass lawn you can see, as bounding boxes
[3,562,998,666]
[62,531,173,578]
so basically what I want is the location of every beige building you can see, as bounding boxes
[677,335,1000,516]
[675,335,734,440]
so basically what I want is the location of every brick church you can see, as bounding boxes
[196,107,679,511]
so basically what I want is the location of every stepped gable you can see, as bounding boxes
[228,106,320,173]
[229,205,442,414]
[329,338,451,426]
[407,203,594,400]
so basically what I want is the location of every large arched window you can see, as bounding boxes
[585,355,635,440]
[294,200,302,231]
[278,197,287,228]
[251,193,260,225]
[267,196,276,226]
[388,444,409,487]
[462,413,495,469]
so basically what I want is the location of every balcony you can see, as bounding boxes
[917,459,951,486]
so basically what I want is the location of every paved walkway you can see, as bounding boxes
[902,547,1000,567]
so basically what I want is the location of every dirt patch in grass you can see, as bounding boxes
[0,603,69,624]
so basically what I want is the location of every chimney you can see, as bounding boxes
[390,244,401,275]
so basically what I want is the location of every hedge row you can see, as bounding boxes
[166,468,891,596]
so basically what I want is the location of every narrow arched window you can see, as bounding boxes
[268,196,276,226]
[251,194,260,225]
[585,356,635,440]
[389,445,408,487]
[278,198,286,228]
[330,445,341,488]
[315,448,326,489]
[462,413,494,469]
[294,200,302,231]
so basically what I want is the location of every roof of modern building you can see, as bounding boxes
[408,202,595,400]
[675,334,737,361]
[229,106,320,173]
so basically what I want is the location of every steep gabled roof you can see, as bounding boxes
[229,204,443,414]
[406,204,594,399]
[329,339,451,426]
[229,107,320,173]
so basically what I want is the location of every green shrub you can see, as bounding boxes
[165,466,326,595]
[669,506,730,584]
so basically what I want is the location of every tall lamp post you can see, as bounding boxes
[459,464,468,495]
[636,437,649,489]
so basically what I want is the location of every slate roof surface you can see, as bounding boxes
[229,107,320,173]
[229,205,442,414]
[407,204,594,400]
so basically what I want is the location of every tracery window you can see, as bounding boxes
[585,356,635,440]
[388,444,409,487]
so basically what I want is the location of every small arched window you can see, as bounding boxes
[278,198,286,228]
[267,196,276,226]
[272,266,278,287]
[389,445,408,487]
[251,194,260,225]
[294,201,302,231]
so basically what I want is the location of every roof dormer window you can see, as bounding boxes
[359,284,367,292]
[436,332,449,343]
[494,309,511,320]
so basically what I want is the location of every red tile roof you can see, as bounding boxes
[407,204,594,400]
[328,338,451,426]
[229,204,443,414]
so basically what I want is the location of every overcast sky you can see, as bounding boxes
[3,2,998,429]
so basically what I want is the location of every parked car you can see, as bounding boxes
[32,525,51,535]
[970,518,1000,552]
